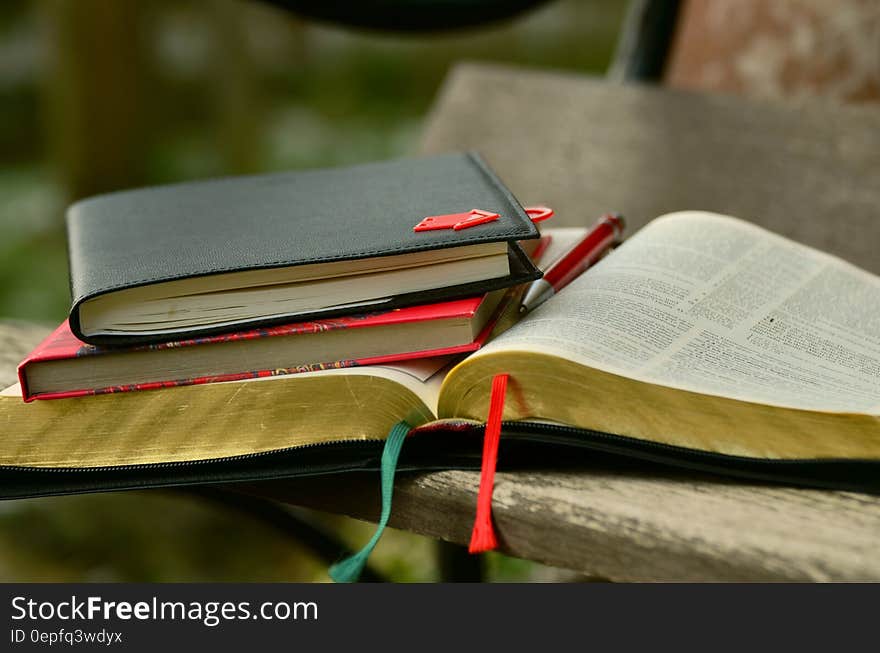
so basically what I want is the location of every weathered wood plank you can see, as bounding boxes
[420,63,880,274]
[243,467,880,582]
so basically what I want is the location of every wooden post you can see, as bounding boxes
[41,0,154,202]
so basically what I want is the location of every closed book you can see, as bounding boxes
[66,152,541,345]
[18,291,509,402]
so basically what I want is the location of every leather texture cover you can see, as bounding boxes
[66,152,541,344]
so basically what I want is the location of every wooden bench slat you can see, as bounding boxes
[420,63,880,274]
[241,466,880,581]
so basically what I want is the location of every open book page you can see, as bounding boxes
[224,356,450,417]
[0,356,453,469]
[474,211,880,414]
[351,357,449,416]
[0,384,20,398]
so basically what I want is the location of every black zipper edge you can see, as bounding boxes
[1,421,878,498]
[497,422,880,494]
[499,421,880,466]
[6,420,875,473]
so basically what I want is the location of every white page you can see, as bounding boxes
[475,211,880,413]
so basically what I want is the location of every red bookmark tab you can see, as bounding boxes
[414,212,473,231]
[469,373,508,554]
[413,209,499,232]
[453,209,500,230]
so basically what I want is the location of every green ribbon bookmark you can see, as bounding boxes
[329,420,411,583]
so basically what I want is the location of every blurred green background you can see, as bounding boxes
[0,0,624,582]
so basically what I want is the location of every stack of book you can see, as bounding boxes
[19,152,546,401]
[2,152,880,502]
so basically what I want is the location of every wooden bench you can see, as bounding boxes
[266,64,880,581]
[3,64,880,581]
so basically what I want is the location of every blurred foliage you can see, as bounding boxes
[0,0,624,582]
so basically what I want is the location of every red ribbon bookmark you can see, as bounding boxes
[469,373,509,554]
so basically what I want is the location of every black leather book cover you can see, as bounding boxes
[65,152,541,345]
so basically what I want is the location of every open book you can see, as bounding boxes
[2,212,878,497]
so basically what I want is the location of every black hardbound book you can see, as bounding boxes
[66,152,541,345]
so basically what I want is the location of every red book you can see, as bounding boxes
[17,292,512,402]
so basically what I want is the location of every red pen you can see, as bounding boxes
[519,213,625,313]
